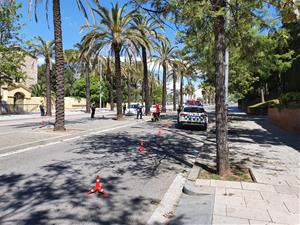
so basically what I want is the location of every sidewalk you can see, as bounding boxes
[172,110,300,225]
[0,108,112,121]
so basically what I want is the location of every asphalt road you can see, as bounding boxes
[0,115,207,225]
[0,112,117,153]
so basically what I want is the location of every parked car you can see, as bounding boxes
[185,100,203,106]
[125,103,145,116]
[177,105,208,130]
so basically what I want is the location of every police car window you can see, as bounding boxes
[183,107,204,113]
[131,104,138,109]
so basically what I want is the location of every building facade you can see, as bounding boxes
[0,54,38,113]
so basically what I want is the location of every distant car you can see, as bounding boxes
[177,105,208,130]
[125,103,145,116]
[125,103,139,116]
[185,100,203,106]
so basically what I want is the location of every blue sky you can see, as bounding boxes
[17,0,177,50]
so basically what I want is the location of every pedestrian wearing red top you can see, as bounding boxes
[155,103,160,119]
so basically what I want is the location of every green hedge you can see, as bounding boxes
[280,92,300,106]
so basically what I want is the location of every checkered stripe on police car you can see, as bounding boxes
[183,116,204,121]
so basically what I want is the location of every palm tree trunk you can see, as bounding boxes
[106,56,114,111]
[173,68,177,111]
[213,0,229,175]
[114,45,123,119]
[142,46,150,115]
[45,59,52,116]
[53,0,65,131]
[162,63,167,113]
[150,80,153,106]
[127,73,131,109]
[180,73,184,106]
[85,66,91,113]
[0,77,2,114]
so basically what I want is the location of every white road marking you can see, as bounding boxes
[0,122,137,158]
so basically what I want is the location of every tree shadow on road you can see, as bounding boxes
[0,121,203,225]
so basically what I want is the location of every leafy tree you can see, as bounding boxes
[131,0,299,175]
[0,0,22,45]
[64,67,77,97]
[0,0,25,100]
[73,74,109,106]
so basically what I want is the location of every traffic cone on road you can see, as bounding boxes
[39,121,46,128]
[164,123,172,128]
[157,128,162,137]
[138,141,145,152]
[86,175,109,197]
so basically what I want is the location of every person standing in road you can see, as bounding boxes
[155,103,160,121]
[91,102,96,118]
[123,103,126,115]
[136,104,143,119]
[177,104,182,122]
[39,101,45,116]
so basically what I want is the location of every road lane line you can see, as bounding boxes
[0,122,137,158]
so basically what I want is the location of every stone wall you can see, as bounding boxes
[268,107,300,134]
[28,97,86,109]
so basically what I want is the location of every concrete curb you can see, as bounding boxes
[182,180,215,196]
[147,173,186,225]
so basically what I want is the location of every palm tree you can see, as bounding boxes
[169,65,178,111]
[184,81,195,99]
[122,57,133,109]
[76,43,92,113]
[106,53,114,111]
[153,41,175,112]
[131,16,164,115]
[82,3,148,120]
[29,0,92,130]
[30,36,54,116]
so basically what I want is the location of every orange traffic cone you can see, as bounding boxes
[138,141,145,152]
[164,123,171,128]
[86,175,109,197]
[157,128,162,137]
[39,121,46,128]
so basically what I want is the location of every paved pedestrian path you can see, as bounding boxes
[173,109,300,225]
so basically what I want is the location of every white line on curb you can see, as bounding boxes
[147,173,186,225]
[0,122,135,158]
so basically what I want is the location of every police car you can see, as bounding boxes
[177,105,208,130]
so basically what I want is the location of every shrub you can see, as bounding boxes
[280,92,300,105]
